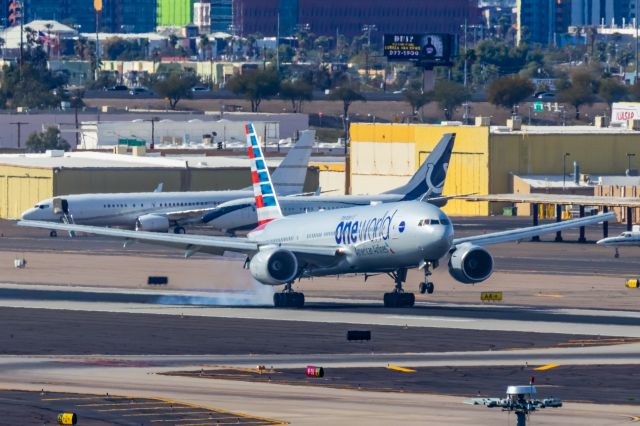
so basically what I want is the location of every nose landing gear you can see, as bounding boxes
[418,261,436,294]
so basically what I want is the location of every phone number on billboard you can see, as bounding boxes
[386,50,421,56]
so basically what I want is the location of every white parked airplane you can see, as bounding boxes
[21,130,315,236]
[597,225,640,257]
[202,133,456,233]
[20,124,614,308]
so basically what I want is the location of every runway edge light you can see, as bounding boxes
[57,413,77,425]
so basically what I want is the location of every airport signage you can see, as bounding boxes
[480,291,503,302]
[611,102,640,124]
[533,102,544,112]
[383,34,456,66]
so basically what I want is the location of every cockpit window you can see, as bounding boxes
[38,204,49,209]
[420,219,441,226]
[625,233,632,238]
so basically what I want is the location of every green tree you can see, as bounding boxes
[328,83,366,138]
[598,78,628,110]
[557,69,598,120]
[102,37,146,60]
[433,80,469,120]
[403,88,431,121]
[487,75,534,111]
[153,72,198,109]
[26,127,70,153]
[0,47,66,108]
[280,79,313,113]
[227,68,281,112]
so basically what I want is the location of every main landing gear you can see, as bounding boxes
[49,230,57,238]
[614,248,620,258]
[173,226,186,234]
[383,268,415,308]
[273,282,305,308]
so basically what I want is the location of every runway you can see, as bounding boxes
[1,218,640,424]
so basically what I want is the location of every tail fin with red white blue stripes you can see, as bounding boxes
[245,123,283,226]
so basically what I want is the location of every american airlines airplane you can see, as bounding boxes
[20,124,614,308]
[21,130,315,236]
[202,133,455,233]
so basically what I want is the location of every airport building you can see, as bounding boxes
[349,122,640,216]
[0,151,322,219]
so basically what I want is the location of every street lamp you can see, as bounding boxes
[563,152,571,190]
[627,152,636,174]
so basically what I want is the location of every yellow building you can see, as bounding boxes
[350,122,640,216]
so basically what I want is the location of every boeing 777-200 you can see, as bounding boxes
[21,130,315,235]
[20,124,614,308]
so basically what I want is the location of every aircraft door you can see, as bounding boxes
[52,198,69,215]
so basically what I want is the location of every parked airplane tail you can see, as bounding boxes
[384,133,455,200]
[271,130,315,196]
[246,123,283,226]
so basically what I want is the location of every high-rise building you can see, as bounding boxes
[157,0,195,27]
[194,1,211,33]
[517,0,557,45]
[234,0,479,38]
[571,0,631,27]
[212,0,232,32]
[20,0,155,32]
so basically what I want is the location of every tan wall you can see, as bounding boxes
[0,166,53,219]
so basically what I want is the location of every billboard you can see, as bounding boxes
[383,34,456,66]
[611,102,640,124]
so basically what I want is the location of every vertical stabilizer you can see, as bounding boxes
[271,130,315,195]
[385,133,456,200]
[246,123,283,225]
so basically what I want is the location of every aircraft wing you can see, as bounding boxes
[453,212,614,247]
[17,220,344,263]
[18,220,258,257]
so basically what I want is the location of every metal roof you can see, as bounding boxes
[462,193,640,208]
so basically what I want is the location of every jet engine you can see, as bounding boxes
[448,244,494,284]
[135,214,170,232]
[249,249,299,285]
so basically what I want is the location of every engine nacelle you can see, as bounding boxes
[135,214,170,232]
[448,244,494,284]
[249,249,299,286]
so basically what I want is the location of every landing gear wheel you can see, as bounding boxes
[383,292,415,308]
[419,282,435,294]
[174,226,186,234]
[273,292,305,308]
[49,230,57,238]
[614,249,620,259]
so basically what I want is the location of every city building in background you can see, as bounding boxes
[17,0,156,32]
[157,0,195,27]
[211,0,232,32]
[234,0,479,38]
[194,1,211,33]
[516,0,573,45]
[571,0,631,27]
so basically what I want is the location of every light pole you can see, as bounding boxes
[563,152,571,190]
[627,152,636,173]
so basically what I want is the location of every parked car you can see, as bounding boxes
[104,85,129,92]
[191,86,210,93]
[536,92,556,100]
[129,87,150,95]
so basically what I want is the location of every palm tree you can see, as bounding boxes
[0,37,5,58]
[198,34,210,60]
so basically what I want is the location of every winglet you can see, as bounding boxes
[246,123,283,226]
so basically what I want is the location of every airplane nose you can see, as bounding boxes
[21,208,37,220]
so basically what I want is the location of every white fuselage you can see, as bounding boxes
[204,194,447,233]
[21,190,253,227]
[248,200,454,276]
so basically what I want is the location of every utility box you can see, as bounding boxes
[475,116,491,126]
[625,278,639,288]
[595,116,609,128]
[507,116,522,131]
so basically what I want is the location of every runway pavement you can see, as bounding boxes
[2,218,640,424]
